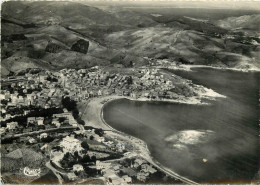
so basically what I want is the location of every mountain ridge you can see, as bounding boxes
[1,1,259,76]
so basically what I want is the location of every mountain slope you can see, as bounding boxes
[1,1,158,75]
[105,25,260,69]
[1,1,260,75]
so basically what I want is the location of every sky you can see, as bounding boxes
[78,0,260,10]
[1,0,260,11]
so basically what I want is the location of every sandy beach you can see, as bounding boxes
[78,95,124,130]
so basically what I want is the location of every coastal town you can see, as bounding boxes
[0,63,217,184]
[2,0,260,183]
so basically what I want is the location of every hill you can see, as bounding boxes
[1,1,157,75]
[105,25,260,69]
[216,14,260,35]
[1,1,260,75]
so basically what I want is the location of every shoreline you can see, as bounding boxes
[168,64,260,73]
[79,95,203,184]
[79,94,211,130]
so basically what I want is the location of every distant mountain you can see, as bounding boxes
[216,14,260,33]
[105,22,260,69]
[1,1,260,76]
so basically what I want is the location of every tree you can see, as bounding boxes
[72,109,79,119]
[91,156,97,163]
[126,76,133,85]
[61,97,77,111]
[84,166,101,176]
[46,76,58,82]
[1,99,8,105]
[53,146,62,151]
[41,136,54,143]
[81,155,91,163]
[77,119,85,125]
[94,129,104,137]
[81,141,89,150]
[74,151,79,158]
[58,117,66,123]
[64,152,70,159]
[129,61,133,67]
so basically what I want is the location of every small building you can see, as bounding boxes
[96,136,105,143]
[73,164,84,172]
[27,117,36,124]
[6,122,18,130]
[98,90,102,96]
[36,117,44,125]
[67,172,77,181]
[28,137,36,144]
[40,133,48,139]
[24,110,30,115]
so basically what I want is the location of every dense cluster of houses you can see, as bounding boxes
[1,72,62,109]
[0,109,78,135]
[58,66,179,101]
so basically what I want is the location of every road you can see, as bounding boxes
[45,161,63,184]
[2,126,77,140]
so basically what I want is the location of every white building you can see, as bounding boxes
[40,133,48,139]
[36,117,44,125]
[73,164,84,172]
[6,122,18,130]
[98,90,102,96]
[28,137,36,144]
[96,136,105,143]
[0,94,5,100]
[27,117,36,124]
[59,136,83,153]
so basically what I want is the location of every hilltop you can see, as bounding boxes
[216,14,260,35]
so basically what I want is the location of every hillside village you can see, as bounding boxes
[1,65,201,184]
